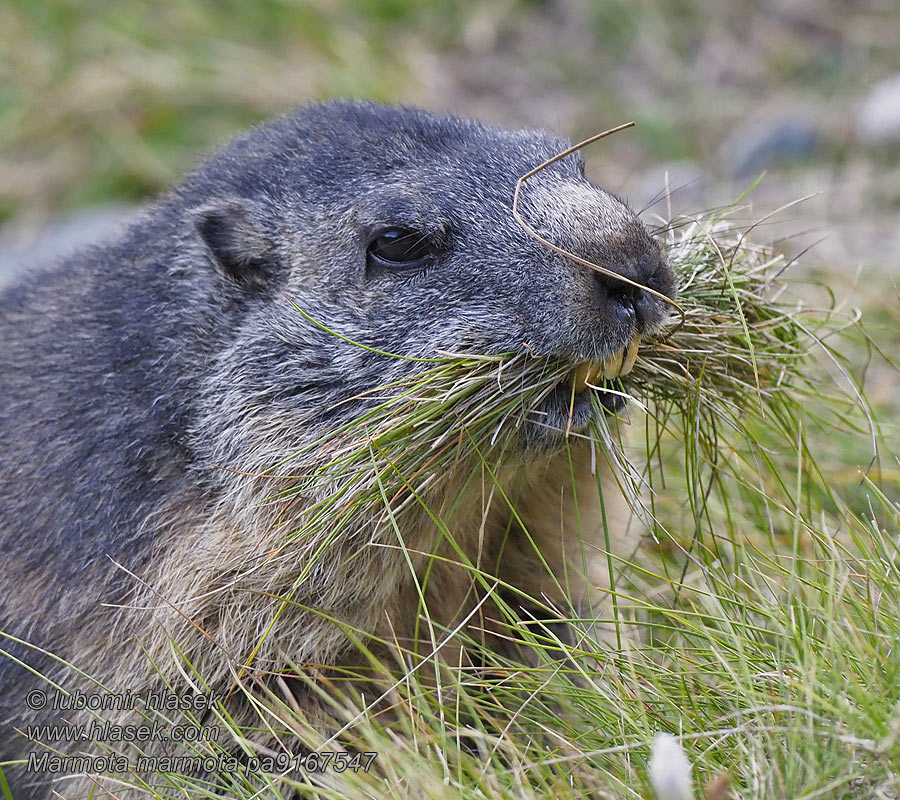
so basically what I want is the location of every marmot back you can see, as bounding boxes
[0,101,676,798]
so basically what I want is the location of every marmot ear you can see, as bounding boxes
[193,198,277,291]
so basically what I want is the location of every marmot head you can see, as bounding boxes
[184,101,677,458]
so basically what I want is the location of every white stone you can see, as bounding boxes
[858,73,900,146]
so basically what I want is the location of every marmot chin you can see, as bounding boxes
[0,101,676,797]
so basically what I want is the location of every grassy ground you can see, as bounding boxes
[2,2,899,798]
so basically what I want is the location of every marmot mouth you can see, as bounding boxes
[523,335,641,445]
[567,335,640,394]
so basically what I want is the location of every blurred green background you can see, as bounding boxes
[1,0,898,416]
[2,0,898,219]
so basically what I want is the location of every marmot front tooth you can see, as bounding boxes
[621,336,641,376]
[571,362,592,393]
[602,348,625,379]
[570,360,605,392]
[586,361,605,386]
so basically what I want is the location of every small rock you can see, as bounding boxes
[720,117,819,179]
[857,73,900,147]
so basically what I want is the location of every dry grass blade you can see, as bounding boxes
[511,122,687,324]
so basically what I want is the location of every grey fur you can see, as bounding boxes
[0,101,675,797]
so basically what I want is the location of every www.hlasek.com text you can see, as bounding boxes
[26,719,219,744]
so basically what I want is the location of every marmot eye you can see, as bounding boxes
[366,228,432,270]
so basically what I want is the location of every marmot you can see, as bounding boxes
[0,101,676,798]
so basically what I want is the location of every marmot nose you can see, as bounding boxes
[597,275,656,330]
